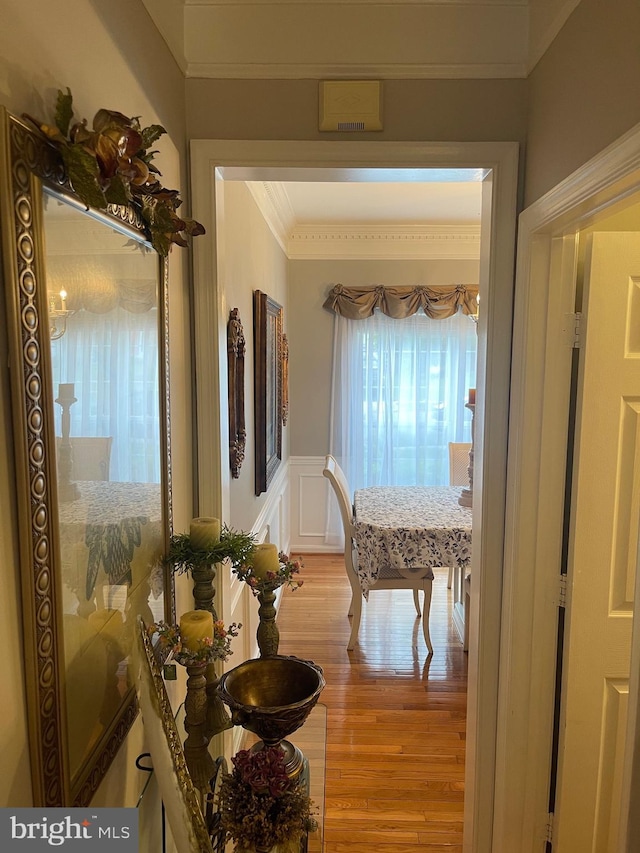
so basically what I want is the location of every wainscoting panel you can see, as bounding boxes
[289,456,340,553]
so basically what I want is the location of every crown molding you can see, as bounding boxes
[246,180,481,259]
[185,0,526,5]
[186,61,527,80]
[528,0,581,73]
[288,224,481,260]
[246,181,296,254]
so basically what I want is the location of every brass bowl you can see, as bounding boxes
[217,655,325,746]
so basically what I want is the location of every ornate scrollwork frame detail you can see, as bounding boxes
[281,332,289,427]
[227,308,246,479]
[0,108,174,806]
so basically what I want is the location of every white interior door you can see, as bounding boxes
[554,232,640,851]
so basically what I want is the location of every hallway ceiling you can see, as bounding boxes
[144,0,580,80]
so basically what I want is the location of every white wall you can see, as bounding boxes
[222,181,290,535]
[0,0,194,828]
[214,180,291,666]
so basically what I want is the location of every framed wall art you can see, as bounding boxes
[253,290,282,495]
[227,307,246,479]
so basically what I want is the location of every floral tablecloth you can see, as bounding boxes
[353,485,472,595]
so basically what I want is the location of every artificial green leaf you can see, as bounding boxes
[140,124,166,151]
[144,196,174,231]
[184,217,206,236]
[60,146,107,210]
[55,88,74,136]
[104,174,131,207]
[150,228,171,257]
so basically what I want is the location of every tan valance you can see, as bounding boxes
[323,284,479,320]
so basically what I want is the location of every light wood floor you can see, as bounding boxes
[276,554,468,853]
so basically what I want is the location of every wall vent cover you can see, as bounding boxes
[319,81,383,132]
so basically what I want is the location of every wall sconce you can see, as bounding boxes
[49,288,75,340]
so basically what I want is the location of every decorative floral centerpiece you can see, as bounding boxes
[233,547,304,594]
[216,746,317,853]
[25,88,205,256]
[150,616,241,667]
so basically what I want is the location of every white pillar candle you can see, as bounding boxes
[189,517,221,550]
[179,610,214,651]
[251,543,280,580]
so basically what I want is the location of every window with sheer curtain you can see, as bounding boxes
[330,308,477,492]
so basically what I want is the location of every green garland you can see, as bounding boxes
[24,88,205,257]
[165,526,256,574]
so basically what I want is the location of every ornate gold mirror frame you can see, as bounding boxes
[0,107,174,806]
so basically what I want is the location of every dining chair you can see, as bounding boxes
[56,436,113,480]
[323,454,433,652]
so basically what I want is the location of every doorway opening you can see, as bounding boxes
[190,139,519,852]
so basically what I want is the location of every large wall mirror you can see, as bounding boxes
[0,108,174,806]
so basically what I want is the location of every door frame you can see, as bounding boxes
[189,138,519,853]
[495,120,640,851]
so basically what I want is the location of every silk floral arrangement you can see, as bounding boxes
[149,619,241,667]
[216,746,317,853]
[24,88,205,256]
[233,552,304,595]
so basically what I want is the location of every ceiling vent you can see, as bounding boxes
[319,81,383,132]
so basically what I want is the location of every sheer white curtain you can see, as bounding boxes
[51,306,160,483]
[329,306,476,500]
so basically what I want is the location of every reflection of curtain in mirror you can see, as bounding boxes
[51,306,160,483]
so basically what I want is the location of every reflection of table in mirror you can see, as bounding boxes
[58,480,163,606]
[58,480,164,780]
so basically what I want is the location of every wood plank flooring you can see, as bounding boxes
[276,554,468,853]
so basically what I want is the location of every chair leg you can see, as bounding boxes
[348,591,355,617]
[447,565,453,589]
[421,580,434,654]
[347,590,362,650]
[412,588,421,616]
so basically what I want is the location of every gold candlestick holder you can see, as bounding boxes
[191,559,218,617]
[183,661,216,807]
[205,662,233,738]
[189,560,233,737]
[256,585,279,658]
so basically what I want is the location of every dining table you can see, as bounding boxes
[353,484,473,644]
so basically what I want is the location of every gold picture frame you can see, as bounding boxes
[253,290,283,496]
[0,107,174,806]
